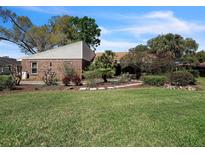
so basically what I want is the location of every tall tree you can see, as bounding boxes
[0,7,101,54]
[0,7,36,54]
[147,33,199,59]
[71,16,101,51]
[183,38,199,55]
[49,16,101,51]
[87,50,116,82]
[196,50,205,63]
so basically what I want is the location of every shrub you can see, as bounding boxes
[188,69,200,78]
[0,75,15,91]
[64,65,75,79]
[62,76,71,86]
[72,75,81,86]
[99,68,115,82]
[118,73,131,83]
[84,70,101,80]
[171,71,195,86]
[141,75,167,86]
[15,75,21,85]
[42,69,58,86]
[84,70,99,87]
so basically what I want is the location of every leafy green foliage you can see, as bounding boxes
[0,75,15,90]
[42,69,58,86]
[64,65,76,79]
[141,75,167,86]
[121,33,199,75]
[120,44,147,69]
[0,7,101,54]
[171,71,195,86]
[83,70,99,87]
[180,55,199,65]
[118,73,131,83]
[189,69,200,78]
[94,50,116,69]
[196,50,205,63]
[70,16,101,51]
[63,65,81,86]
[84,68,115,86]
[85,50,116,83]
[147,33,198,59]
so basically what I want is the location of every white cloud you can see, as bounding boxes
[99,26,112,35]
[20,6,71,15]
[0,41,25,58]
[143,11,174,19]
[102,11,205,37]
[97,39,137,52]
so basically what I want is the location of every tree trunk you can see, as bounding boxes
[102,75,107,82]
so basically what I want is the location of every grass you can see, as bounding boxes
[197,77,205,90]
[1,84,205,147]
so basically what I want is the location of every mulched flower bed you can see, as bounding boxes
[0,81,143,95]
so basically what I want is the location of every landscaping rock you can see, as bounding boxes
[164,84,196,91]
[98,87,105,90]
[65,86,74,90]
[90,88,97,91]
[107,87,114,90]
[79,87,87,91]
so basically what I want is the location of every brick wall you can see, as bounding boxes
[21,59,88,81]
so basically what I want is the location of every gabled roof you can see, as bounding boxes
[0,57,20,66]
[95,52,128,61]
[21,41,95,61]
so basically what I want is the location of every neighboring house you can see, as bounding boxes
[195,62,205,77]
[95,52,128,63]
[0,56,21,75]
[20,41,95,80]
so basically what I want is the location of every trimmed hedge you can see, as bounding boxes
[141,75,167,86]
[171,71,195,86]
[0,75,15,91]
[62,76,71,86]
[188,69,200,78]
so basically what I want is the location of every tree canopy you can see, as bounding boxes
[85,50,116,82]
[0,7,101,54]
[147,33,198,59]
[121,33,199,74]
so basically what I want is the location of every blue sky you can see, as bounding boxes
[1,6,205,58]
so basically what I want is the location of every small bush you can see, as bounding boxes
[118,73,131,83]
[0,75,15,91]
[171,71,195,86]
[42,69,58,86]
[141,75,167,86]
[84,70,99,87]
[62,76,71,86]
[188,69,200,78]
[64,65,75,79]
[72,75,81,86]
[84,70,101,80]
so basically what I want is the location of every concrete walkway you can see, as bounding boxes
[80,82,143,91]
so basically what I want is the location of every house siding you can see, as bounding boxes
[21,59,89,81]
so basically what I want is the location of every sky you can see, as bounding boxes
[1,6,205,58]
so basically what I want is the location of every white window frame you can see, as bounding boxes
[31,62,38,75]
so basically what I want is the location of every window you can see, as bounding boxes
[0,67,3,73]
[31,62,38,74]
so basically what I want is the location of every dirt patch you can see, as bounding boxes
[0,81,144,96]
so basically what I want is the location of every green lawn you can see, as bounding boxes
[1,86,205,146]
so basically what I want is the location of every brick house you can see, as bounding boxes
[0,56,21,75]
[20,41,95,80]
